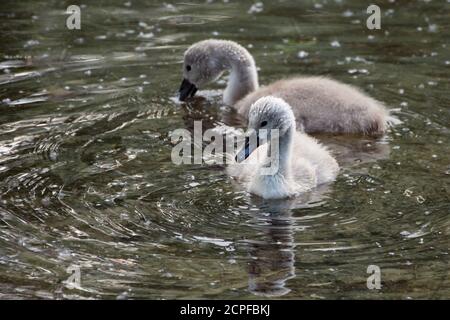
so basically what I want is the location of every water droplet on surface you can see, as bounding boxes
[297,51,309,59]
[330,40,341,48]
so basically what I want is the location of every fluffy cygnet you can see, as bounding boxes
[227,96,339,199]
[179,39,389,135]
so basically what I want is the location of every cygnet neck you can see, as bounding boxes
[218,42,259,105]
[266,123,295,177]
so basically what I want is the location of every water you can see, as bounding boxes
[0,0,449,299]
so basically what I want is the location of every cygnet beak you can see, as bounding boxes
[179,78,198,101]
[235,131,260,163]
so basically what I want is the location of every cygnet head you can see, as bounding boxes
[179,40,228,100]
[236,96,296,162]
[179,39,256,102]
[248,96,296,134]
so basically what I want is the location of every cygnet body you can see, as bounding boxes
[179,39,389,135]
[228,96,339,199]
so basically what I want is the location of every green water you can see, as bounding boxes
[0,0,449,299]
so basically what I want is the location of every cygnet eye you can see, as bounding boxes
[260,120,268,127]
[186,65,191,72]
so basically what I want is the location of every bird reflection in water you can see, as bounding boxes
[244,194,315,297]
[246,211,296,297]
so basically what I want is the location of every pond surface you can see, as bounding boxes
[0,0,449,299]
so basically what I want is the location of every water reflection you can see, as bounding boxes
[243,193,318,297]
[246,209,296,297]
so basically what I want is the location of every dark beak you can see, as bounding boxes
[235,133,260,163]
[178,78,198,101]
